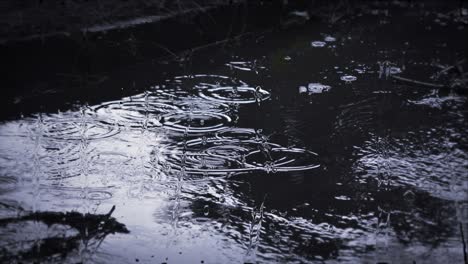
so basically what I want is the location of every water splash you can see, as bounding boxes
[246,199,265,262]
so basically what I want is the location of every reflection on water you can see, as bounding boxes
[1,1,467,263]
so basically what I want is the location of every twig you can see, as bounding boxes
[105,205,116,219]
[435,59,467,75]
[191,29,272,53]
[150,42,179,59]
[391,75,445,88]
[461,222,468,264]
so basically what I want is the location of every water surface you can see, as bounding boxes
[1,2,467,263]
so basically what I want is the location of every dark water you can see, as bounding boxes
[1,2,467,263]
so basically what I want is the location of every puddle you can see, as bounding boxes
[0,1,467,263]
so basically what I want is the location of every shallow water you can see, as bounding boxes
[1,2,467,263]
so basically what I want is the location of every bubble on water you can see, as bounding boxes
[324,36,336,42]
[311,41,326,47]
[307,83,331,94]
[299,86,308,94]
[389,67,402,75]
[340,75,357,82]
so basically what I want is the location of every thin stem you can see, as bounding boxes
[391,75,445,88]
[461,222,467,264]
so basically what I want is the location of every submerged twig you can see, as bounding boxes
[435,59,467,76]
[157,28,273,62]
[150,41,179,59]
[391,75,445,88]
[461,222,468,264]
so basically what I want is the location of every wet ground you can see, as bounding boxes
[1,1,467,263]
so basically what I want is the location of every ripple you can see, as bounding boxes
[174,97,231,114]
[92,151,133,166]
[153,135,278,176]
[41,185,114,200]
[332,97,380,139]
[199,86,270,104]
[245,147,320,172]
[87,190,113,200]
[39,116,121,141]
[355,130,468,201]
[215,128,259,141]
[0,175,17,194]
[153,132,321,176]
[44,143,84,180]
[173,74,248,89]
[160,150,251,176]
[162,111,232,134]
[90,97,179,129]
